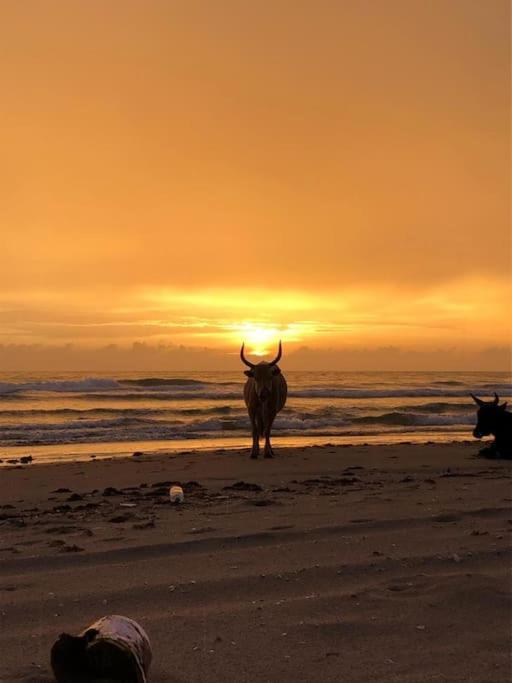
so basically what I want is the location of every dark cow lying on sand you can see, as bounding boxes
[471,393,512,459]
[241,341,287,459]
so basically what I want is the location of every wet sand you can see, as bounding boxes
[0,442,511,682]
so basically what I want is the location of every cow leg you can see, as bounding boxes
[478,443,498,459]
[263,417,275,458]
[250,417,260,459]
[495,435,512,459]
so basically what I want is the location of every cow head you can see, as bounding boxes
[471,393,508,438]
[241,341,282,402]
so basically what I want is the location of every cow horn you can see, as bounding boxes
[470,393,485,407]
[269,341,282,366]
[240,343,255,368]
[493,392,500,405]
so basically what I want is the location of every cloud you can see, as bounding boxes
[0,341,509,372]
[0,276,509,357]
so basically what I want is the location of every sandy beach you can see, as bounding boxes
[0,442,510,682]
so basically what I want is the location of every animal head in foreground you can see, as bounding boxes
[240,341,283,402]
[470,393,508,439]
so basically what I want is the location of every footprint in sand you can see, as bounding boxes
[109,513,134,523]
[48,539,66,548]
[133,520,155,529]
[223,481,264,492]
[5,664,53,682]
[102,487,122,497]
[187,526,217,534]
[52,504,72,513]
[45,525,83,535]
[246,499,279,507]
[433,514,460,523]
[101,536,127,543]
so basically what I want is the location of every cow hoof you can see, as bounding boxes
[250,453,259,459]
[264,452,274,459]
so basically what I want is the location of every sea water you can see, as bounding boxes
[0,370,509,463]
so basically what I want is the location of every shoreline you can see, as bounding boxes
[0,429,478,466]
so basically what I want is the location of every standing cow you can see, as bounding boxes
[241,341,287,458]
[471,392,512,458]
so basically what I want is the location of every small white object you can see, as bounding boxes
[170,485,184,504]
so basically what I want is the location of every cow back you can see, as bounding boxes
[243,370,287,415]
[243,378,256,410]
[273,371,287,413]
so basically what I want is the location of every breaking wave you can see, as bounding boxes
[289,385,512,399]
[0,371,508,449]
[0,407,475,447]
[1,377,510,401]
[118,378,206,387]
[352,412,474,427]
[0,378,121,395]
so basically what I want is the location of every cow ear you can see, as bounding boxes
[272,366,281,375]
[499,402,508,411]
[244,370,254,377]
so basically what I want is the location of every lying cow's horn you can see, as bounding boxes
[470,393,485,407]
[269,341,282,366]
[240,343,255,368]
[493,392,500,405]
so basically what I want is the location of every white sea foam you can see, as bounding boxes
[0,378,121,395]
[0,371,509,449]
[1,378,510,401]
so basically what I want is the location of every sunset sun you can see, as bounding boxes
[226,322,312,356]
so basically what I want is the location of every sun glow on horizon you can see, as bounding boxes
[226,322,314,356]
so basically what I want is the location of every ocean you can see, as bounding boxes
[0,370,510,464]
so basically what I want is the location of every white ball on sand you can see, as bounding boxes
[169,485,184,504]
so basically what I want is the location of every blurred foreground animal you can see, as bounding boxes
[51,614,151,682]
[471,393,512,458]
[241,341,287,458]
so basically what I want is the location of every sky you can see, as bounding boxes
[1,0,510,371]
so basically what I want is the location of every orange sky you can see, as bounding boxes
[1,0,510,370]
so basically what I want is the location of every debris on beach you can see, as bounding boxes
[223,481,263,492]
[103,487,122,497]
[170,485,184,503]
[51,614,152,683]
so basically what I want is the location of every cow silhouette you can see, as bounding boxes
[471,393,512,458]
[241,341,287,459]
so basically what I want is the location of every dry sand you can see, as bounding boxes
[0,442,511,682]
